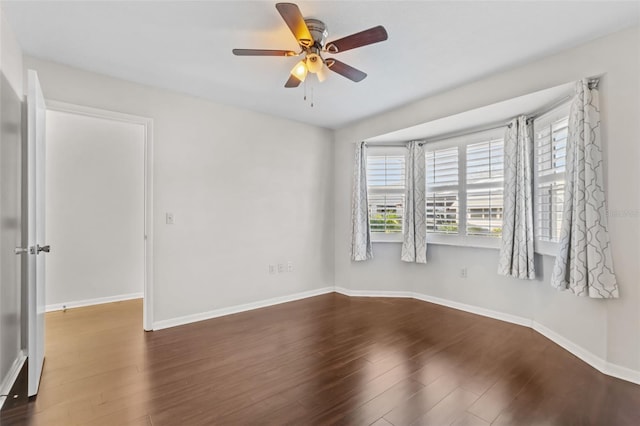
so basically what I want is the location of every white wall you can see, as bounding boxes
[45,110,145,307]
[334,27,640,374]
[0,7,24,400]
[1,8,22,97]
[24,56,334,324]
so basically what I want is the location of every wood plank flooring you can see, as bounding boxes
[2,293,639,425]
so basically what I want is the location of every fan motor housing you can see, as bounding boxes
[304,18,328,48]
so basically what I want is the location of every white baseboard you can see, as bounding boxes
[337,288,639,385]
[604,360,640,385]
[532,321,640,385]
[532,321,608,372]
[152,287,334,331]
[0,350,27,410]
[46,292,143,312]
[148,284,640,385]
[334,287,414,299]
[412,292,533,328]
[334,287,530,328]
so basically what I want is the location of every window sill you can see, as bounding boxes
[371,233,403,243]
[370,233,501,249]
[371,235,560,255]
[427,234,501,250]
[535,240,559,257]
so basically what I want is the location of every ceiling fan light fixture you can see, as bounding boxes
[291,59,308,81]
[316,64,328,82]
[306,53,323,74]
[233,3,388,87]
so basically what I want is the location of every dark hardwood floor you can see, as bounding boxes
[2,293,639,425]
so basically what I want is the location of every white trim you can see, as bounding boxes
[0,350,27,410]
[371,233,403,243]
[534,240,559,257]
[153,287,334,331]
[335,288,639,384]
[45,292,143,312]
[143,283,640,385]
[605,360,640,385]
[45,101,155,331]
[532,321,607,371]
[427,234,501,250]
[334,287,414,298]
[334,288,530,326]
[412,292,532,327]
[532,322,640,385]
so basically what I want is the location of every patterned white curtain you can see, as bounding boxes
[401,141,427,263]
[498,116,535,279]
[550,80,618,298]
[351,141,373,261]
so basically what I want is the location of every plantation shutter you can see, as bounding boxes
[426,147,459,234]
[366,148,406,236]
[534,116,568,242]
[466,139,504,236]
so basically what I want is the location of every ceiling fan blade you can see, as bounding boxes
[275,3,313,48]
[325,26,388,53]
[284,74,302,88]
[232,49,297,56]
[325,59,367,82]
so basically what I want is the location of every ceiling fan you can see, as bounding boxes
[232,2,388,87]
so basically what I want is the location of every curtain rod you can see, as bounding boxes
[366,120,510,148]
[367,93,576,147]
[526,94,573,121]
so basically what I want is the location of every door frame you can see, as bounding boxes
[46,101,155,331]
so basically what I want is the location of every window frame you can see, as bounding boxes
[425,146,460,236]
[532,101,571,256]
[425,127,505,249]
[365,105,573,252]
[366,145,406,243]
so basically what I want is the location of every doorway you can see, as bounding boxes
[45,102,154,330]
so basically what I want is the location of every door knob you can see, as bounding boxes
[36,244,50,254]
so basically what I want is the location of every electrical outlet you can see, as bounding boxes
[268,265,276,274]
[287,261,294,272]
[166,213,175,225]
[460,267,467,278]
[277,263,285,273]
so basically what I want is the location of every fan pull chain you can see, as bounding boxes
[302,80,314,108]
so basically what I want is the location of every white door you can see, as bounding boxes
[27,70,47,397]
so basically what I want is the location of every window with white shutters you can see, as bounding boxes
[426,147,459,234]
[366,147,405,240]
[424,128,505,247]
[466,139,504,237]
[360,92,574,252]
[533,102,570,251]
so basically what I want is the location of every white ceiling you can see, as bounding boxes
[2,1,638,129]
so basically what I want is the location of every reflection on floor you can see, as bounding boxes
[1,294,639,425]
